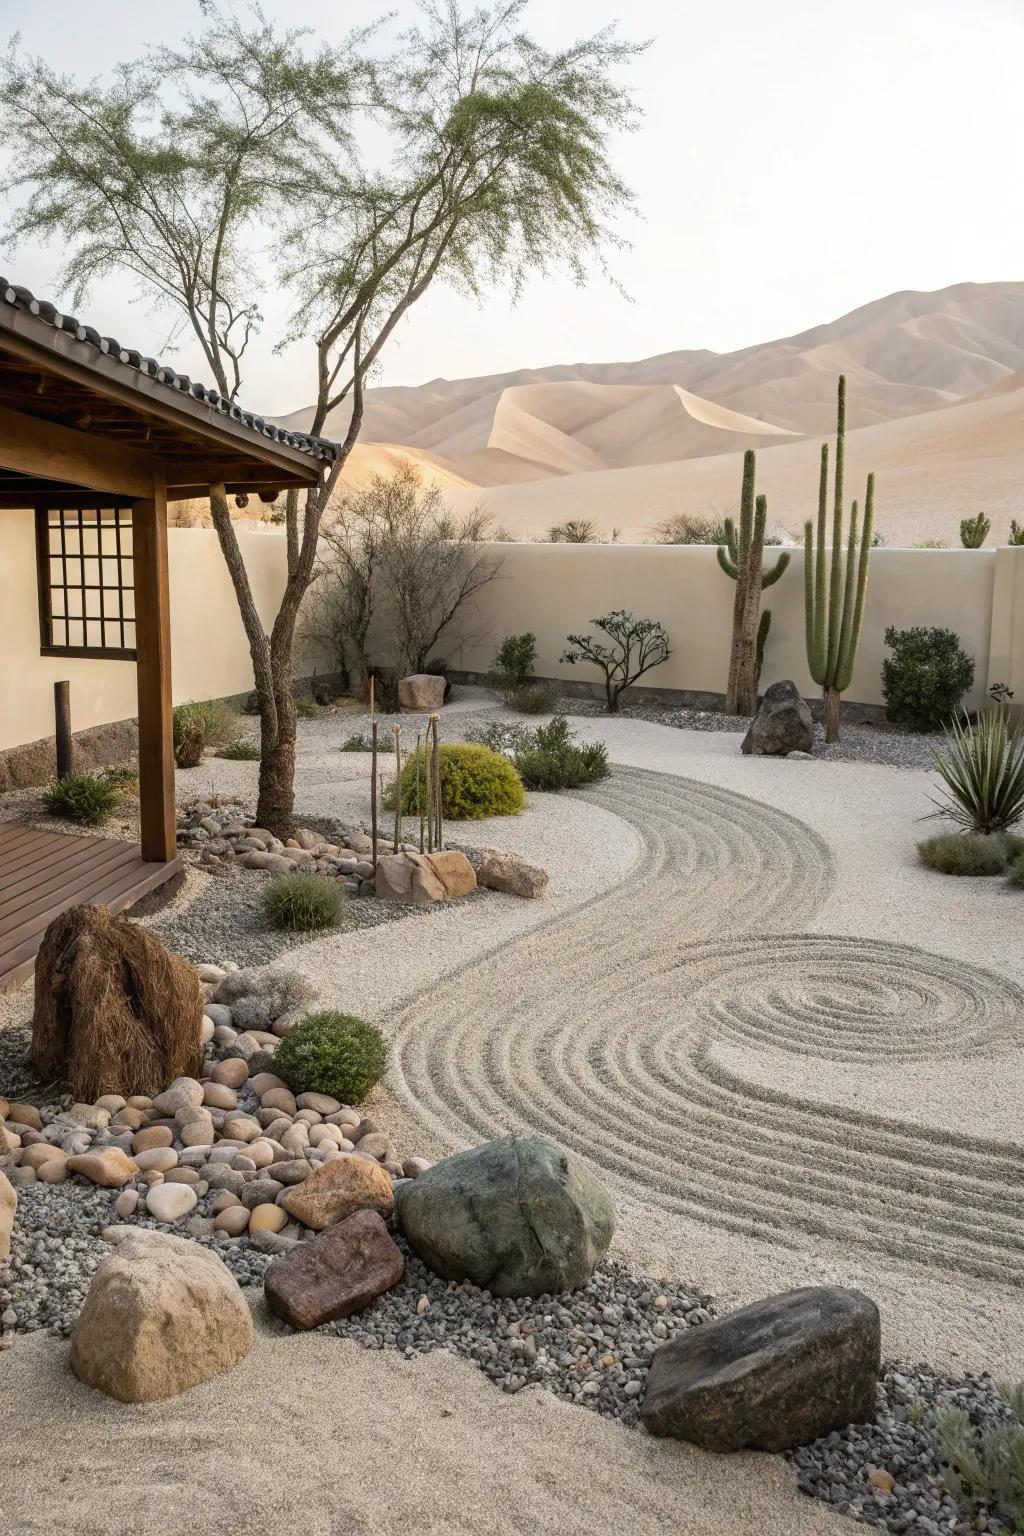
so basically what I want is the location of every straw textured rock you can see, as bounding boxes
[31,904,203,1100]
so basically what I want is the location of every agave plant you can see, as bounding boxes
[931,708,1024,835]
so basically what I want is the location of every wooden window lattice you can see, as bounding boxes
[35,506,137,660]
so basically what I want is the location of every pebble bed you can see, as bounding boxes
[789,1361,1016,1535]
[558,697,944,770]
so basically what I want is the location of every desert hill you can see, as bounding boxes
[281,280,1024,491]
[445,374,1024,548]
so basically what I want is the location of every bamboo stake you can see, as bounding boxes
[415,731,424,853]
[430,713,443,851]
[370,719,378,863]
[425,727,434,853]
[392,724,402,853]
[369,673,375,719]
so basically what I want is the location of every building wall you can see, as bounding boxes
[0,512,290,752]
[445,543,1000,711]
[1,512,1016,754]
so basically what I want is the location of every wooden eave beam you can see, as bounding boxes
[0,402,155,498]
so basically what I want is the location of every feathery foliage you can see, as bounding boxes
[263,873,347,932]
[43,773,118,827]
[934,1382,1024,1532]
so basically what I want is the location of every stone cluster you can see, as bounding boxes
[0,961,431,1248]
[177,797,380,894]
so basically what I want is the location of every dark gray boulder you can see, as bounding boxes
[741,679,814,756]
[642,1286,880,1451]
[394,1136,615,1297]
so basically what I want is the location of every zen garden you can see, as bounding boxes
[0,7,1022,1536]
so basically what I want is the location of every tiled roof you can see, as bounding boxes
[0,278,339,463]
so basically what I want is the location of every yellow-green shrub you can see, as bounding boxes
[387,742,525,819]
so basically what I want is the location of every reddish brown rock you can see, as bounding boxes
[280,1154,394,1231]
[264,1209,404,1329]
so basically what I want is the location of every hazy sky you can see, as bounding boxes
[1,0,1020,416]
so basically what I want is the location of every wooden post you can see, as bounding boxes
[370,719,379,863]
[54,681,72,779]
[133,480,176,863]
[392,724,402,854]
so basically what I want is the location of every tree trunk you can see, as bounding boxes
[256,648,297,833]
[824,684,841,743]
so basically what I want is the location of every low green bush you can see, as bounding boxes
[472,716,610,791]
[387,742,525,819]
[506,682,554,714]
[43,772,118,826]
[294,697,324,719]
[99,763,139,793]
[263,873,347,931]
[916,832,1012,876]
[216,738,261,760]
[173,698,238,767]
[340,730,377,752]
[274,1009,388,1103]
[881,626,975,732]
[1007,854,1024,888]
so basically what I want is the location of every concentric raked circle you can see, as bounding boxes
[387,768,1024,1285]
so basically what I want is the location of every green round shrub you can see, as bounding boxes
[506,682,555,715]
[1007,854,1024,888]
[882,626,975,732]
[388,742,525,819]
[916,832,1010,876]
[263,873,346,931]
[43,773,118,826]
[274,1010,388,1103]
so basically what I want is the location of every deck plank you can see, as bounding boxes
[0,820,181,993]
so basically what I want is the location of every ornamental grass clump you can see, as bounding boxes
[930,709,1024,835]
[387,742,525,819]
[882,626,975,732]
[273,1010,388,1104]
[917,833,1013,877]
[512,716,610,791]
[172,698,238,767]
[216,738,261,760]
[43,772,118,826]
[263,873,346,932]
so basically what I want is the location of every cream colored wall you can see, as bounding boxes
[445,543,1000,710]
[0,517,1013,754]
[0,513,291,752]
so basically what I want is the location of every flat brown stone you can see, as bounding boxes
[264,1209,404,1329]
[280,1154,394,1230]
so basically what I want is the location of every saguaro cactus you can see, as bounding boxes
[717,450,790,714]
[804,375,875,743]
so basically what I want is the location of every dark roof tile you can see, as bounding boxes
[1,277,339,464]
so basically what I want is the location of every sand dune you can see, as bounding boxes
[447,381,1024,547]
[278,280,1024,460]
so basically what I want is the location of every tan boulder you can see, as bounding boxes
[67,1148,138,1188]
[7,1104,42,1131]
[477,850,549,899]
[70,1228,253,1402]
[20,1144,68,1171]
[249,1203,288,1234]
[423,850,476,898]
[0,1170,15,1259]
[133,1126,173,1153]
[397,673,446,711]
[374,849,475,905]
[281,1155,395,1231]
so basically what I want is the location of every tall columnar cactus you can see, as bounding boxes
[717,450,791,714]
[804,375,875,743]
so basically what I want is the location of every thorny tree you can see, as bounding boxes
[0,1,642,833]
[304,462,500,692]
[561,610,672,713]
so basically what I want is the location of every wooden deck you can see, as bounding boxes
[0,820,182,993]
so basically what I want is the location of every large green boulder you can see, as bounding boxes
[394,1136,615,1296]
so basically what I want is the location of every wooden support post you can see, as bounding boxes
[133,481,176,863]
[54,681,72,779]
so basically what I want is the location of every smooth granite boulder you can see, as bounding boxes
[741,679,814,757]
[395,1136,614,1297]
[642,1285,880,1451]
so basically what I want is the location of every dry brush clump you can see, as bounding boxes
[32,905,204,1100]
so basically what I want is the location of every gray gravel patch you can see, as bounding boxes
[789,1360,1015,1535]
[558,698,944,770]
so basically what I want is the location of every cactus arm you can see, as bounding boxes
[836,473,874,692]
[835,497,861,686]
[755,607,771,689]
[739,450,755,565]
[717,516,739,579]
[824,377,847,685]
[804,520,827,685]
[814,443,828,669]
[761,549,791,589]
